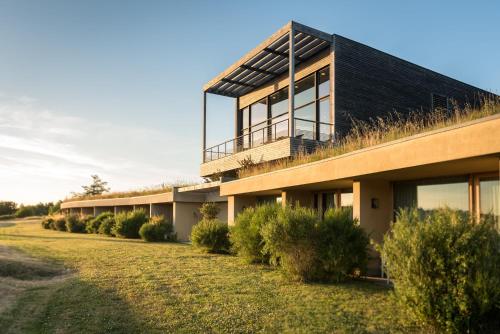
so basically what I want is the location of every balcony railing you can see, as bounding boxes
[203,117,334,162]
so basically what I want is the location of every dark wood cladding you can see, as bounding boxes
[333,35,491,135]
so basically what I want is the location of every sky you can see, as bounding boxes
[0,0,499,204]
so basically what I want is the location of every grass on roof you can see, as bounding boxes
[65,182,192,202]
[237,97,500,179]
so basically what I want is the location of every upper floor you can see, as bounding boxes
[200,21,491,178]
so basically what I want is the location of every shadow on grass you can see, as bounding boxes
[0,232,191,247]
[0,277,147,334]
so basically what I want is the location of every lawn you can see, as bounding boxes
[0,219,421,333]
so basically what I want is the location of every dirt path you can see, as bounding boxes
[0,242,73,318]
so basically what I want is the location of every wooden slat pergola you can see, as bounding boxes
[202,21,333,161]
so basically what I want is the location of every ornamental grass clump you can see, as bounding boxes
[112,209,148,239]
[261,206,320,281]
[65,215,87,233]
[230,203,280,264]
[381,208,500,333]
[86,212,113,234]
[191,202,229,253]
[139,215,176,242]
[316,208,369,282]
[258,205,368,282]
[98,215,116,236]
[41,217,54,229]
[53,216,67,231]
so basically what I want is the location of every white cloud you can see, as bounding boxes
[0,95,201,204]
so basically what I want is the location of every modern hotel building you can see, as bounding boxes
[61,22,499,272]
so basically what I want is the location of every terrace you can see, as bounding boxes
[201,21,334,177]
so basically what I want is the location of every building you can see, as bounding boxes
[201,21,489,177]
[61,22,499,273]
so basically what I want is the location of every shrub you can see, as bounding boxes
[381,208,500,333]
[230,203,280,263]
[316,208,369,282]
[98,216,116,236]
[191,219,230,253]
[199,202,220,220]
[86,212,114,233]
[139,215,176,242]
[41,217,54,229]
[53,216,67,231]
[65,215,86,233]
[112,210,148,238]
[261,206,319,281]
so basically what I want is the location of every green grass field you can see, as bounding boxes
[0,219,422,333]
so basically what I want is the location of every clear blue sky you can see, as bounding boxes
[0,0,499,204]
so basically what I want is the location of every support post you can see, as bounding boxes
[202,91,207,162]
[235,97,239,138]
[288,25,295,138]
[329,42,335,141]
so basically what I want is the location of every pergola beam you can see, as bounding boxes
[240,64,278,76]
[220,78,257,88]
[263,47,304,62]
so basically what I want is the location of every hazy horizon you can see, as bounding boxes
[1,0,499,204]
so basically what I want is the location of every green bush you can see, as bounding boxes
[381,208,500,333]
[316,208,369,282]
[260,206,368,282]
[230,203,280,263]
[53,216,67,231]
[86,212,113,233]
[41,217,54,229]
[199,202,220,220]
[261,206,319,281]
[191,219,230,253]
[139,215,176,242]
[65,215,86,233]
[98,215,116,236]
[112,210,148,238]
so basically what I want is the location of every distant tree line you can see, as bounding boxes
[0,201,61,219]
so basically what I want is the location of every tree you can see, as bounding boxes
[81,175,110,196]
[0,201,17,215]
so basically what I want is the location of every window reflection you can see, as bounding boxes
[480,177,499,229]
[318,67,330,98]
[294,74,315,108]
[270,89,288,118]
[394,177,469,215]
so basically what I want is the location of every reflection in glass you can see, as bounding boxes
[480,177,499,229]
[394,178,469,215]
[295,119,315,140]
[251,98,267,127]
[295,103,315,121]
[318,67,330,98]
[319,97,330,123]
[341,192,353,207]
[270,89,288,118]
[294,74,315,108]
[417,182,469,212]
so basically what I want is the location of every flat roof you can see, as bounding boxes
[220,114,500,196]
[204,21,332,97]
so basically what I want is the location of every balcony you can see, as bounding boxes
[200,117,333,177]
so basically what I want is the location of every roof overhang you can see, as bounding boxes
[203,21,332,98]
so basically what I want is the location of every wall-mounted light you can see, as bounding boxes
[371,198,379,209]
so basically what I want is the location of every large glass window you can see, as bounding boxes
[250,98,268,145]
[294,74,315,108]
[270,89,289,139]
[318,67,330,98]
[394,177,469,215]
[480,177,499,229]
[237,66,331,149]
[241,106,250,149]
